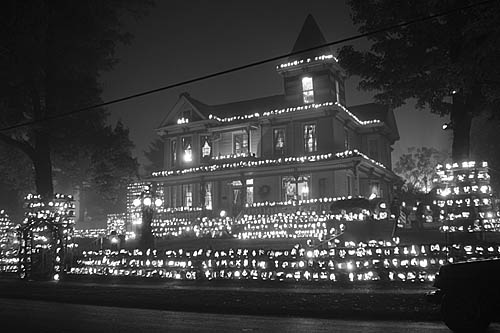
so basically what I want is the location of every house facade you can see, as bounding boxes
[150,15,400,217]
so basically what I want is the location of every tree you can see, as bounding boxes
[143,139,164,176]
[394,147,447,193]
[0,0,151,201]
[470,114,500,194]
[339,0,500,161]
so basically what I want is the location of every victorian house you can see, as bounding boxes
[151,15,400,217]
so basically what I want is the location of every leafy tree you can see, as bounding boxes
[143,139,164,176]
[394,147,447,193]
[0,0,151,201]
[339,0,500,161]
[470,114,500,194]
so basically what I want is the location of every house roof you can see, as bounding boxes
[348,103,400,141]
[289,14,332,62]
[347,103,390,122]
[182,93,389,125]
[182,93,288,118]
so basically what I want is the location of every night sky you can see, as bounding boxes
[101,0,451,171]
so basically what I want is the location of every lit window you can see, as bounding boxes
[282,175,310,201]
[344,127,350,150]
[246,179,254,205]
[302,77,314,104]
[273,128,286,156]
[171,139,177,166]
[182,137,192,163]
[371,182,380,198]
[200,135,212,161]
[303,124,317,153]
[204,183,212,210]
[182,184,193,207]
[335,80,340,103]
[233,133,248,155]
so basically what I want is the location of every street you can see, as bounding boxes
[2,297,494,333]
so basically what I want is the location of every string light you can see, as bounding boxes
[207,101,381,127]
[152,149,386,178]
[19,193,76,280]
[276,54,338,69]
[66,242,500,283]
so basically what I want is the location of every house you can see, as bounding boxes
[151,15,400,218]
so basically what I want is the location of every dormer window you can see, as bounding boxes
[302,76,314,104]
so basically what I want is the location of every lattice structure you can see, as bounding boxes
[18,194,75,280]
[107,213,126,236]
[433,161,500,233]
[0,210,18,273]
[126,182,164,233]
[0,210,17,250]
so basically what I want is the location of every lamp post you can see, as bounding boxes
[132,186,163,250]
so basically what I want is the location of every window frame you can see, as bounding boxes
[302,76,314,104]
[171,139,177,167]
[182,184,193,207]
[303,123,318,154]
[273,127,286,156]
[200,134,212,161]
[181,136,193,163]
[233,132,249,155]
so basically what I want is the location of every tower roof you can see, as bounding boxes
[289,14,331,61]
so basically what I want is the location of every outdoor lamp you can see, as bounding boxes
[133,198,141,207]
[154,198,163,207]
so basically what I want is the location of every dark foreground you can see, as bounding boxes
[6,297,498,333]
[0,275,442,321]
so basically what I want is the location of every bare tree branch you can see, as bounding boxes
[0,132,35,159]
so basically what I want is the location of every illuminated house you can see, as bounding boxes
[152,15,400,216]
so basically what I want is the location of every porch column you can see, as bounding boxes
[353,161,360,196]
[240,173,247,206]
[245,126,251,156]
[200,177,206,212]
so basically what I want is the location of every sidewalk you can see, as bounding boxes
[0,275,441,322]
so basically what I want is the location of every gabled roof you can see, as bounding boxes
[289,14,332,62]
[158,93,210,128]
[348,103,389,122]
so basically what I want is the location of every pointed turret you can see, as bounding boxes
[288,14,331,61]
[277,15,345,106]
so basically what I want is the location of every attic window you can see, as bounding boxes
[177,110,191,124]
[302,77,314,104]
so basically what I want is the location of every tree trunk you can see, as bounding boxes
[33,130,54,201]
[451,93,473,162]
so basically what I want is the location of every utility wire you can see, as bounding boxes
[1,0,497,132]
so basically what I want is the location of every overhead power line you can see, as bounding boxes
[1,0,497,132]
